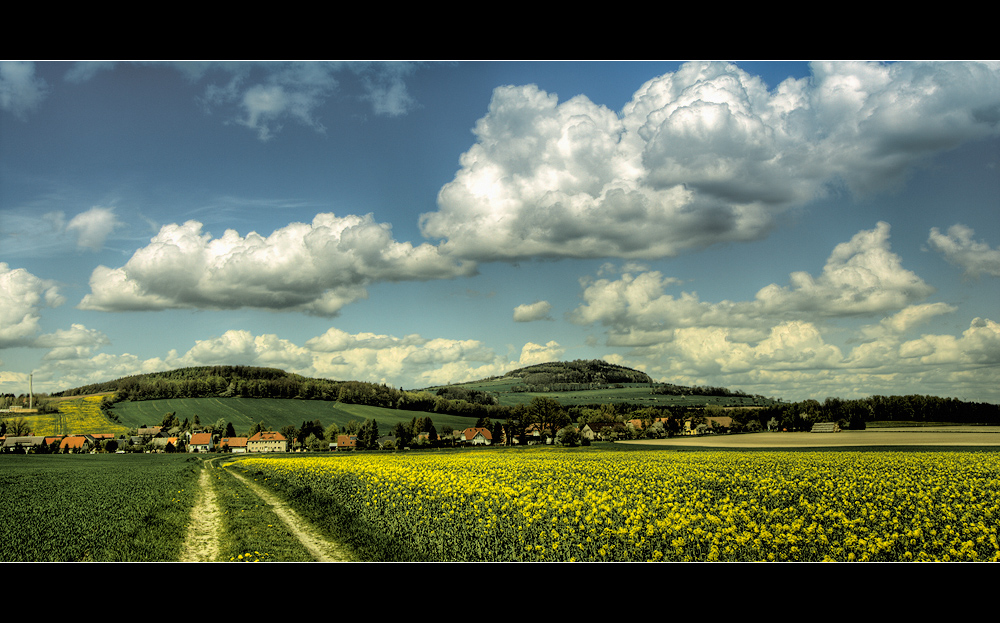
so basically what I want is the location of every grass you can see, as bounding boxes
[209,459,321,561]
[108,397,485,438]
[0,453,201,562]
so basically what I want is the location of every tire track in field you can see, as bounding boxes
[180,465,222,562]
[226,468,350,562]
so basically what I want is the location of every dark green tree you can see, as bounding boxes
[357,419,379,450]
[527,396,568,441]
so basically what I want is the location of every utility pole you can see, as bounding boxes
[29,373,33,409]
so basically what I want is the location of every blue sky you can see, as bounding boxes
[2,61,998,403]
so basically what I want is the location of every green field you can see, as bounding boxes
[0,453,201,561]
[109,397,486,436]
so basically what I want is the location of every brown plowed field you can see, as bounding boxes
[621,427,1000,448]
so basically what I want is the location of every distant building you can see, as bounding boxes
[336,434,357,451]
[247,431,288,453]
[220,437,248,453]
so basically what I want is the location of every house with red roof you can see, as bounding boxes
[60,435,93,453]
[220,437,248,453]
[459,427,493,445]
[188,432,213,453]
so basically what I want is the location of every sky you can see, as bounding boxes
[1,60,998,403]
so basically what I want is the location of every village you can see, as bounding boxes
[0,413,749,454]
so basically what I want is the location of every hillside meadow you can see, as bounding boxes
[13,395,129,437]
[108,397,485,437]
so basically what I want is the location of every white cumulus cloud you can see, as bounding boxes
[66,206,121,251]
[571,222,933,348]
[517,340,565,366]
[421,61,1000,262]
[513,300,553,322]
[78,213,476,316]
[0,263,65,348]
[927,223,1000,278]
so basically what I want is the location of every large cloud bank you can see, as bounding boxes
[79,213,476,316]
[568,223,1000,400]
[421,61,1000,261]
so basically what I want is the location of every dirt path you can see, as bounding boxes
[180,466,222,562]
[226,467,350,562]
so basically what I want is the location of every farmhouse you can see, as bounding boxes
[148,437,181,452]
[459,427,493,445]
[220,437,248,453]
[247,431,288,453]
[60,435,93,453]
[188,432,213,453]
[2,436,45,452]
[137,426,163,439]
[336,434,357,451]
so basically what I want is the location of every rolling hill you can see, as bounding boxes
[426,359,777,408]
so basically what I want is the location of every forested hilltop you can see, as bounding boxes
[503,359,653,386]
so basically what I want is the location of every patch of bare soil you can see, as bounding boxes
[227,468,350,562]
[622,428,1000,449]
[180,466,222,562]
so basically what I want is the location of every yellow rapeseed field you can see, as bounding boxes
[236,449,1000,562]
[29,395,129,436]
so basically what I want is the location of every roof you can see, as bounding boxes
[248,431,287,442]
[461,427,493,441]
[3,436,45,447]
[60,436,90,450]
[221,437,247,447]
[190,432,212,445]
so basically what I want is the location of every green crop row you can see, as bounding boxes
[0,454,202,562]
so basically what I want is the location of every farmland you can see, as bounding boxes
[15,394,129,437]
[3,443,1000,562]
[0,453,201,561]
[226,445,1000,562]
